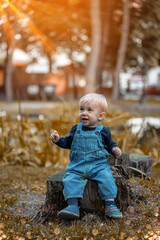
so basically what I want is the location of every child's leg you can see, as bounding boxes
[91,167,117,200]
[90,167,123,218]
[62,170,87,200]
[58,171,87,220]
[67,198,78,206]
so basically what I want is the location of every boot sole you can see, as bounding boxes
[105,214,123,218]
[58,210,79,220]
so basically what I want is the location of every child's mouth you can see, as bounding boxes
[82,118,88,122]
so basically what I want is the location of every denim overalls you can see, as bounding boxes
[63,123,117,201]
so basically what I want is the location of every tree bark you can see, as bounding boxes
[2,9,16,102]
[5,38,15,102]
[96,1,114,92]
[85,0,102,94]
[112,0,130,103]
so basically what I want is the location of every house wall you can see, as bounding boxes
[1,65,114,100]
[11,67,85,100]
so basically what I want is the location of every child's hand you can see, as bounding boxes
[112,147,122,157]
[50,130,60,143]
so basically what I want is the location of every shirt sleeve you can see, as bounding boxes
[102,127,118,155]
[55,124,77,149]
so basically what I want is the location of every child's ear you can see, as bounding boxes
[98,112,106,121]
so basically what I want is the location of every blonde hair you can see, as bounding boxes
[79,93,108,113]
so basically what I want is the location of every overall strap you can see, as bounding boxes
[95,124,103,133]
[76,123,83,131]
[95,124,104,148]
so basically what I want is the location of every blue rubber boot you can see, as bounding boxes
[58,205,80,220]
[105,205,123,218]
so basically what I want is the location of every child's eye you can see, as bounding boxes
[80,107,84,111]
[88,108,92,111]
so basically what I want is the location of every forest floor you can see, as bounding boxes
[0,165,159,240]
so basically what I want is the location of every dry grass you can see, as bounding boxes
[0,101,159,169]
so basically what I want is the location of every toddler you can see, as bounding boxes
[50,93,122,219]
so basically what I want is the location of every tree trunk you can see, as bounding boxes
[96,1,114,92]
[5,38,15,102]
[112,0,130,103]
[46,51,52,72]
[3,11,16,102]
[85,0,102,94]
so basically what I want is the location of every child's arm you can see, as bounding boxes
[50,130,60,143]
[50,124,77,149]
[103,127,121,156]
[112,147,122,157]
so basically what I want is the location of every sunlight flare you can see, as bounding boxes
[0,1,15,44]
[1,0,56,52]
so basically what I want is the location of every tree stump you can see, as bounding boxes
[108,152,152,178]
[32,153,152,224]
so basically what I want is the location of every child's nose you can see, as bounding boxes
[82,110,87,115]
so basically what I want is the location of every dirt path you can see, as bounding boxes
[1,100,160,115]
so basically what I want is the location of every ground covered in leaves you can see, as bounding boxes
[0,166,160,240]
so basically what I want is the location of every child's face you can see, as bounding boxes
[79,101,105,128]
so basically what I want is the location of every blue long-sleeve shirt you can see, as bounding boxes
[55,124,118,156]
